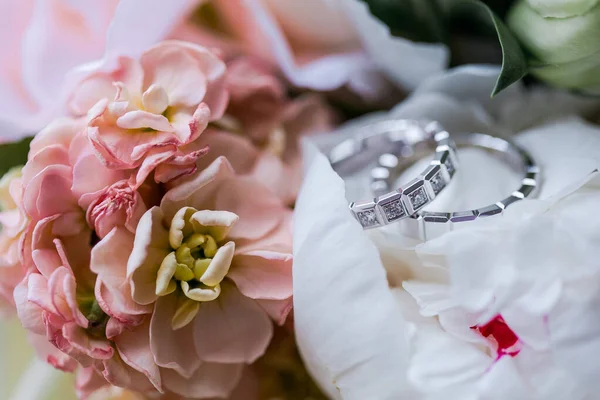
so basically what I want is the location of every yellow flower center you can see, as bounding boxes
[154,207,237,330]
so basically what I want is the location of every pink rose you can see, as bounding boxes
[69,41,228,187]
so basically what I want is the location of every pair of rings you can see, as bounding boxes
[328,119,539,241]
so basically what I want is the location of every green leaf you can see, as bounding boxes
[359,0,447,43]
[0,136,32,177]
[449,0,529,96]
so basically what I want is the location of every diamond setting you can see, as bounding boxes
[356,209,379,228]
[429,172,445,194]
[408,186,428,210]
[380,199,406,222]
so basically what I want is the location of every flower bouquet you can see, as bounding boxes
[0,1,599,400]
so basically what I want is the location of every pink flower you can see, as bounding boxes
[171,0,364,91]
[202,84,336,204]
[0,0,194,138]
[69,41,228,187]
[169,0,448,101]
[0,0,118,137]
[13,116,156,376]
[0,167,27,314]
[223,57,287,142]
[86,156,292,397]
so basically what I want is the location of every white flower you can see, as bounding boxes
[293,68,600,399]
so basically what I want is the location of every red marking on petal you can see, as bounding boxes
[471,315,521,358]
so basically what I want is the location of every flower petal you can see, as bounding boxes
[114,319,163,393]
[161,361,244,399]
[116,110,174,132]
[293,144,411,399]
[228,250,292,301]
[193,282,272,363]
[128,207,171,306]
[150,294,202,378]
[190,209,239,243]
[199,241,235,287]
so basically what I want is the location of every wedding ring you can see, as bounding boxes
[371,132,540,241]
[329,119,458,229]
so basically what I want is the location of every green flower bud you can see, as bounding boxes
[507,0,600,93]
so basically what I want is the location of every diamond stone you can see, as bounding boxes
[356,209,378,227]
[408,186,428,210]
[429,172,445,194]
[380,199,406,222]
[444,157,455,175]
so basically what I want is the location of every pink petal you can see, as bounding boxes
[228,251,293,301]
[140,41,226,108]
[22,145,70,185]
[117,110,174,132]
[128,207,171,305]
[88,119,178,169]
[184,102,211,143]
[61,322,114,360]
[29,332,78,372]
[75,367,108,400]
[255,298,293,326]
[161,361,244,399]
[26,273,56,314]
[20,0,120,113]
[152,146,209,184]
[194,130,260,175]
[48,266,83,325]
[251,152,300,206]
[150,294,202,378]
[68,70,118,116]
[22,164,75,220]
[160,156,235,222]
[214,176,285,242]
[91,227,132,289]
[72,153,126,201]
[14,277,45,335]
[115,318,163,393]
[131,147,182,189]
[193,283,273,363]
[95,281,148,326]
[103,0,191,62]
[100,353,157,394]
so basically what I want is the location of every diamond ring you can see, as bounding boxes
[370,132,540,241]
[328,119,458,229]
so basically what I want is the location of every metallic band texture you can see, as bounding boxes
[371,132,540,241]
[329,119,458,229]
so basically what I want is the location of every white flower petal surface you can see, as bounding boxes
[293,144,412,400]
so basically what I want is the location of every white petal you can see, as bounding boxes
[342,0,449,90]
[293,144,412,400]
[407,324,490,393]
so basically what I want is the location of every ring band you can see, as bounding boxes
[329,119,458,229]
[371,132,540,241]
